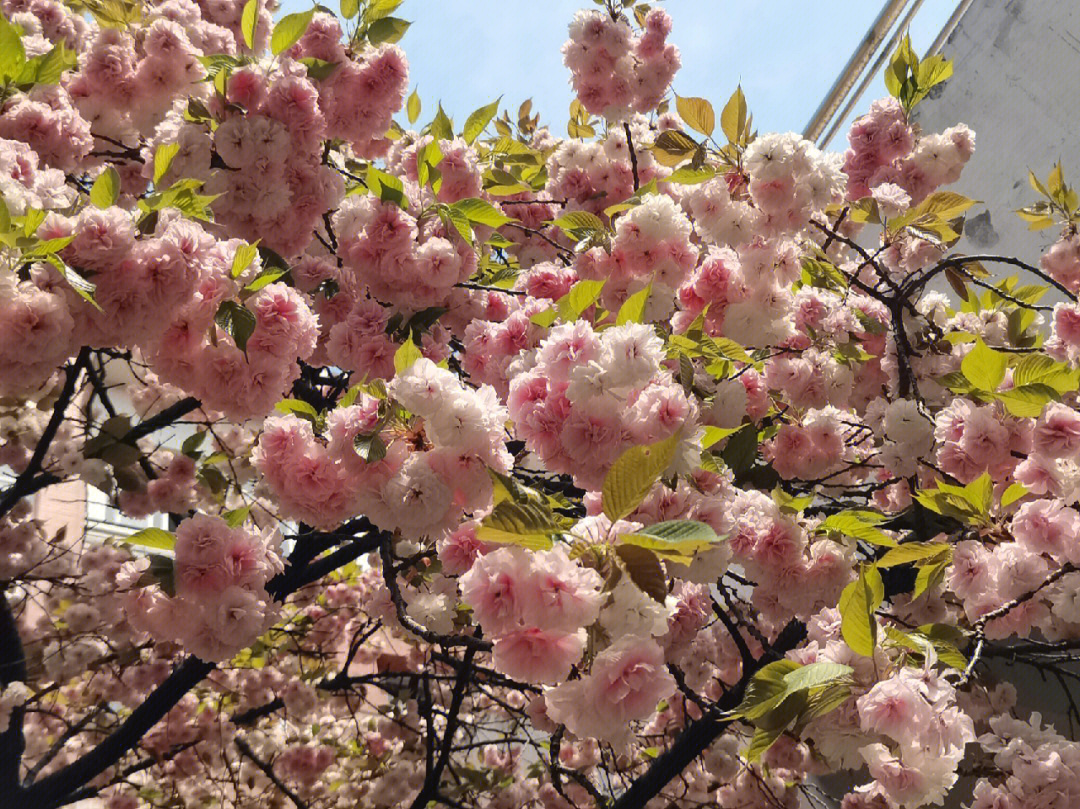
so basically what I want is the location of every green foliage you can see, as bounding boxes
[620,519,721,565]
[1017,163,1080,229]
[393,332,423,373]
[476,500,561,550]
[122,527,177,552]
[883,35,954,114]
[838,564,883,656]
[215,300,256,354]
[270,8,314,55]
[463,99,500,145]
[89,167,121,209]
[602,432,682,522]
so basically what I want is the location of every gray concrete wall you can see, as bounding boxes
[912,0,1080,267]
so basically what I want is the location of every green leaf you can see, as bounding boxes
[366,16,410,45]
[89,167,121,209]
[615,283,651,325]
[820,511,896,547]
[215,300,256,354]
[548,210,605,233]
[556,278,605,321]
[353,432,386,463]
[298,57,340,81]
[463,98,500,145]
[0,14,25,81]
[407,88,421,124]
[675,95,715,137]
[340,0,359,19]
[621,519,720,565]
[430,104,454,140]
[241,0,257,49]
[719,424,757,477]
[913,559,949,600]
[223,505,251,528]
[665,166,716,185]
[275,398,320,420]
[994,384,1058,418]
[701,425,744,448]
[270,8,314,55]
[153,143,180,185]
[244,268,288,293]
[720,85,747,144]
[393,333,423,374]
[231,241,259,278]
[961,338,1007,391]
[180,431,206,458]
[30,42,75,85]
[602,432,681,522]
[366,166,407,209]
[124,527,176,552]
[452,197,513,228]
[476,500,560,550]
[838,565,883,656]
[782,661,853,692]
[1001,483,1028,509]
[1012,353,1080,392]
[876,541,951,568]
[615,544,667,602]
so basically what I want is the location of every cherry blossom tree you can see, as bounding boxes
[2,1,1080,808]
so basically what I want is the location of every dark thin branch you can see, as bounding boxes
[623,122,640,192]
[608,618,807,809]
[0,348,90,522]
[409,645,478,809]
[235,736,309,809]
[379,538,492,652]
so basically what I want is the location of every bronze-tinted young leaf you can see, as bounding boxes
[615,544,667,602]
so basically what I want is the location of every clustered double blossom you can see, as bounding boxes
[3,1,1080,808]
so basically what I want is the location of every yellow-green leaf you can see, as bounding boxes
[961,338,1007,392]
[393,334,422,374]
[602,432,681,522]
[720,85,747,144]
[407,88,420,124]
[838,564,883,656]
[124,527,176,552]
[89,167,120,209]
[241,0,257,49]
[270,8,314,56]
[615,284,651,325]
[463,98,500,145]
[476,500,559,550]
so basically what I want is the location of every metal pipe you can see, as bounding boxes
[803,0,913,143]
[818,0,927,148]
[927,0,976,55]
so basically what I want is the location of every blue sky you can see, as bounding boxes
[284,0,960,148]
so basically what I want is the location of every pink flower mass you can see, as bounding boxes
[0,3,1079,809]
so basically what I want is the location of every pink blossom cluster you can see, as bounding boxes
[578,193,697,317]
[933,397,1029,484]
[562,8,680,120]
[1040,231,1080,293]
[254,358,510,535]
[124,514,283,662]
[545,126,662,216]
[843,97,974,203]
[727,491,854,623]
[460,546,602,684]
[972,712,1080,809]
[544,634,676,744]
[507,319,695,490]
[296,14,409,158]
[331,193,478,311]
